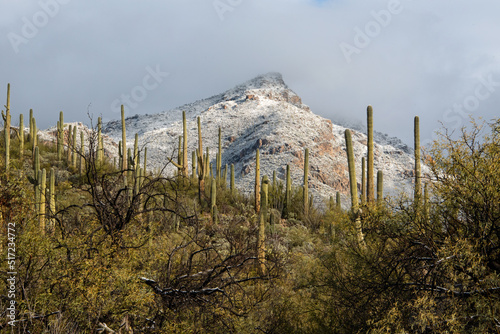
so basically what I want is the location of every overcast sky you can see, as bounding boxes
[1,0,499,146]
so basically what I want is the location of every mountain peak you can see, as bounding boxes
[244,72,286,89]
[103,73,418,204]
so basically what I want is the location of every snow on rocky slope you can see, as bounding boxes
[102,72,420,206]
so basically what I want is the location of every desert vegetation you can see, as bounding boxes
[1,84,499,333]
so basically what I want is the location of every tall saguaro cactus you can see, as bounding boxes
[345,129,358,213]
[367,105,374,203]
[28,109,33,143]
[361,157,366,204]
[39,169,47,231]
[182,111,188,177]
[19,114,24,161]
[258,175,269,276]
[424,183,429,221]
[217,127,222,181]
[284,165,291,218]
[97,117,103,165]
[197,117,208,204]
[3,83,11,174]
[211,177,217,223]
[255,149,261,213]
[121,105,127,171]
[303,148,309,215]
[414,116,421,204]
[31,115,37,149]
[72,126,77,168]
[57,111,64,161]
[230,163,235,195]
[192,150,196,179]
[345,129,365,246]
[79,131,84,175]
[33,146,40,212]
[49,168,56,230]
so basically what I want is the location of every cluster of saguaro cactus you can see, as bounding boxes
[169,111,189,178]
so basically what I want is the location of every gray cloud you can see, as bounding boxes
[1,0,499,146]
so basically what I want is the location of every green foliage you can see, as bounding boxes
[1,104,498,333]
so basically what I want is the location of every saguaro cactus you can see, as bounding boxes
[211,177,217,222]
[414,116,421,204]
[345,129,365,246]
[121,105,127,171]
[217,127,222,181]
[303,148,309,215]
[28,109,33,143]
[222,164,228,189]
[72,126,77,167]
[19,114,24,160]
[258,175,269,275]
[33,146,40,212]
[57,111,64,161]
[3,83,11,173]
[39,169,47,231]
[345,129,358,213]
[361,157,366,204]
[367,105,374,203]
[255,149,261,213]
[79,131,84,175]
[336,191,341,211]
[67,124,73,163]
[197,117,208,204]
[377,170,383,207]
[424,183,429,220]
[192,150,196,179]
[182,111,188,177]
[49,168,56,229]
[97,117,103,165]
[31,116,37,149]
[230,163,235,195]
[284,165,291,218]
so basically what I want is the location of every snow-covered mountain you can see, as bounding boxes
[103,72,419,206]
